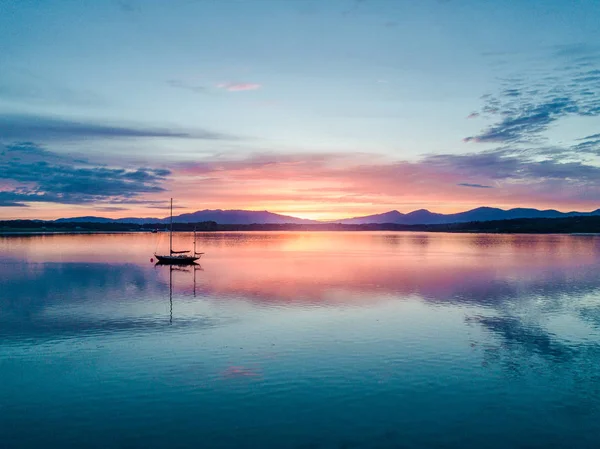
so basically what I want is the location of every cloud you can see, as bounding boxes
[580,133,600,140]
[0,142,171,207]
[457,183,493,189]
[426,150,521,180]
[166,79,206,93]
[5,141,600,215]
[0,198,29,207]
[341,0,366,17]
[168,148,600,215]
[216,82,262,92]
[430,149,600,183]
[0,114,233,142]
[572,133,600,156]
[150,204,186,210]
[466,46,600,144]
[115,0,139,13]
[464,97,579,143]
[96,206,131,212]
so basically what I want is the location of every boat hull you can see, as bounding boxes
[154,254,200,264]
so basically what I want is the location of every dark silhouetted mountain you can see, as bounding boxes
[54,207,600,226]
[335,207,600,225]
[334,210,405,224]
[54,216,123,224]
[56,210,317,225]
[168,209,316,224]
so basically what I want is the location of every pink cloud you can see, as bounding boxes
[216,82,261,92]
[17,147,599,220]
[166,150,600,219]
[18,149,594,221]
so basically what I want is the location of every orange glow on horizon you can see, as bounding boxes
[3,151,600,221]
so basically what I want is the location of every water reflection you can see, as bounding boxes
[155,262,203,324]
[2,232,600,318]
[467,315,576,363]
[0,259,219,342]
[2,232,600,448]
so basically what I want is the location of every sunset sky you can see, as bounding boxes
[1,0,600,220]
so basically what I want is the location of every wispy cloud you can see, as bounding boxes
[465,45,600,144]
[5,144,600,215]
[168,149,600,215]
[0,142,171,207]
[0,198,29,207]
[115,0,139,14]
[457,183,493,189]
[217,82,262,92]
[429,149,600,183]
[166,79,206,94]
[464,97,578,143]
[96,206,131,212]
[0,114,234,142]
[341,0,366,17]
[572,133,600,156]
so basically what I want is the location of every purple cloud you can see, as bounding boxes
[0,142,171,207]
[457,183,494,189]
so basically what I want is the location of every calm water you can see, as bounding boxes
[2,232,600,448]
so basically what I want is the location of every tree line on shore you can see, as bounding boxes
[2,216,600,234]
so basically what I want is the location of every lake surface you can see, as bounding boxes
[2,232,600,448]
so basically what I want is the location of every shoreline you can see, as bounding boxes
[2,229,600,236]
[2,216,600,235]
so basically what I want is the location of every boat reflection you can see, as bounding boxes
[155,261,204,323]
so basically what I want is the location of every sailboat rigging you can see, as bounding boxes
[153,198,204,264]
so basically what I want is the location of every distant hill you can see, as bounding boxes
[335,207,600,225]
[5,216,600,234]
[55,216,160,224]
[54,216,120,224]
[54,206,600,226]
[56,209,318,225]
[169,209,317,225]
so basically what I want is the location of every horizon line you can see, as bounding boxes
[5,204,600,223]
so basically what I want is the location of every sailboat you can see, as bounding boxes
[154,198,204,264]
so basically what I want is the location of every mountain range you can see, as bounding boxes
[54,206,600,226]
[334,207,600,225]
[55,210,317,225]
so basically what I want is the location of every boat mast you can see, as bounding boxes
[193,226,196,255]
[169,265,173,324]
[169,198,173,255]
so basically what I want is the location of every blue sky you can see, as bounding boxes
[1,0,600,219]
